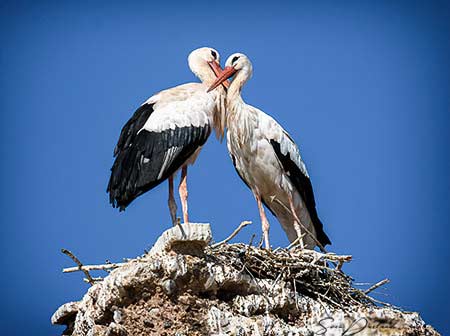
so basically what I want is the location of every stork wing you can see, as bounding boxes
[113,102,155,157]
[270,131,331,246]
[107,95,211,211]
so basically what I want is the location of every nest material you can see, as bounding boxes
[207,243,386,310]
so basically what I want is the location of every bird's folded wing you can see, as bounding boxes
[270,131,331,246]
[113,102,155,157]
[107,96,212,210]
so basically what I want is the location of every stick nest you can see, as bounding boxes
[207,243,387,309]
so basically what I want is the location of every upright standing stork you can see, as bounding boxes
[208,53,331,250]
[107,47,227,225]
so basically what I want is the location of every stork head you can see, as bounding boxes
[207,53,252,92]
[188,47,228,88]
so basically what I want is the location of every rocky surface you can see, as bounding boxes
[52,223,440,335]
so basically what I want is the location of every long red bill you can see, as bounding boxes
[207,66,237,93]
[208,61,230,90]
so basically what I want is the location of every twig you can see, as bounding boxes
[83,277,103,283]
[209,243,367,308]
[336,260,344,271]
[287,235,304,250]
[365,295,393,307]
[269,269,284,294]
[302,250,352,263]
[364,278,390,294]
[63,262,125,273]
[248,234,256,246]
[211,221,252,248]
[257,234,264,249]
[286,236,300,250]
[61,249,95,286]
[293,278,299,310]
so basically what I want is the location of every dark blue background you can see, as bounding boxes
[1,1,449,334]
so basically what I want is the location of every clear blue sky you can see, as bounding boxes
[1,1,449,334]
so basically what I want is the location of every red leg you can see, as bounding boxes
[179,166,189,224]
[168,175,177,226]
[254,192,270,249]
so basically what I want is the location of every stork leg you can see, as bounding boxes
[254,192,270,249]
[168,175,178,226]
[288,195,305,249]
[179,166,189,224]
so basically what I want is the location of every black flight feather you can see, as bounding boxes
[107,101,211,210]
[270,140,331,247]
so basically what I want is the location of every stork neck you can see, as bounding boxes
[226,69,249,112]
[211,87,227,141]
[226,90,245,129]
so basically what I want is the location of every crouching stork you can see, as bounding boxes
[208,53,330,250]
[107,47,227,225]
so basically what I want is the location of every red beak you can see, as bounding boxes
[208,61,230,90]
[207,66,237,93]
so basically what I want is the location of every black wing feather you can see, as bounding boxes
[270,140,331,246]
[108,122,211,211]
[114,103,155,156]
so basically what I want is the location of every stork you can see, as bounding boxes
[208,53,331,250]
[107,47,227,225]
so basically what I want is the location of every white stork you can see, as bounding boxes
[208,53,331,250]
[107,47,227,225]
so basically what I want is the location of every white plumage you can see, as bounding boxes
[209,53,330,250]
[108,47,227,225]
[141,84,216,132]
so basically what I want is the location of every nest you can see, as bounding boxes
[61,221,389,310]
[207,243,388,310]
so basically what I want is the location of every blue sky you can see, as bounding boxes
[1,1,449,334]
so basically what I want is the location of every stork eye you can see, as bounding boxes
[211,50,217,59]
[232,56,240,64]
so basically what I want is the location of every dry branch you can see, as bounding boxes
[364,278,390,294]
[83,277,103,283]
[60,230,383,310]
[63,262,125,274]
[206,243,382,308]
[61,249,95,286]
[211,221,252,248]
